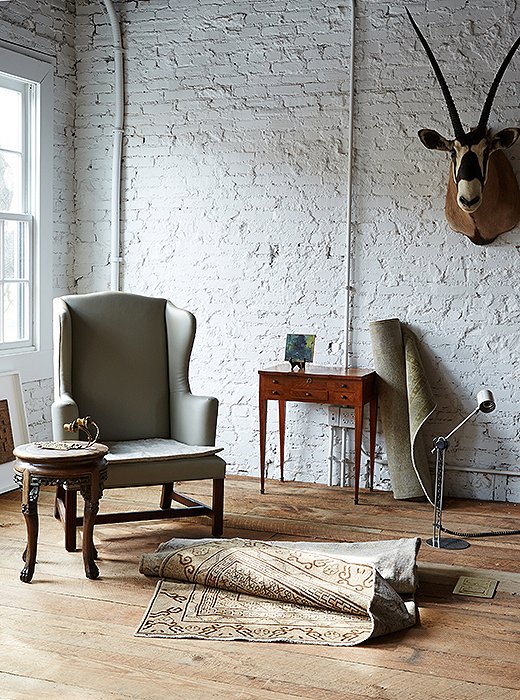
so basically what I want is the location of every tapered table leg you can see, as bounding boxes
[259,396,267,494]
[354,404,364,505]
[278,399,286,482]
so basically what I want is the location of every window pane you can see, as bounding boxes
[0,150,22,212]
[0,86,22,151]
[0,52,48,357]
[3,280,28,342]
[3,221,15,278]
[3,219,29,279]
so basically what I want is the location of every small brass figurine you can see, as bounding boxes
[36,416,100,451]
[63,416,100,447]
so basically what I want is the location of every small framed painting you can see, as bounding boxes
[0,399,15,464]
[284,334,315,371]
[0,372,29,494]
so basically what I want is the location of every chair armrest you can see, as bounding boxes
[170,393,218,446]
[51,393,79,441]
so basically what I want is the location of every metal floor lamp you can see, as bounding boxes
[427,389,496,550]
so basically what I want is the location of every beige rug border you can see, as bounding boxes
[135,579,377,646]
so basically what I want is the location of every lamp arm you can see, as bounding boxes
[431,406,480,453]
[444,406,480,441]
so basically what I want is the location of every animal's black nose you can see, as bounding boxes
[459,195,480,208]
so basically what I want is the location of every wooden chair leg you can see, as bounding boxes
[211,478,224,537]
[160,482,174,509]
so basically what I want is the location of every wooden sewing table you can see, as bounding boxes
[259,365,378,503]
[13,441,108,583]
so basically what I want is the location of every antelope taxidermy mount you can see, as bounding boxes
[407,8,520,245]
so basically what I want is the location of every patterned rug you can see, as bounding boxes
[136,538,419,646]
[370,318,436,502]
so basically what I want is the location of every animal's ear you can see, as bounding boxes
[418,129,453,151]
[489,127,520,152]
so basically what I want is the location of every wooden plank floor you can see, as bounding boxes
[0,476,519,699]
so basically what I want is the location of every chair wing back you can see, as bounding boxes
[164,300,218,445]
[54,291,174,442]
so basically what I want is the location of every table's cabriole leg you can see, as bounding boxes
[20,475,40,583]
[80,476,102,580]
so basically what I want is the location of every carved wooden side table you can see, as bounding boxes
[12,441,108,583]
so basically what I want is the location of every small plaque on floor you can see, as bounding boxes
[453,576,498,598]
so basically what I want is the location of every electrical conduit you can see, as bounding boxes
[329,0,356,485]
[343,0,356,368]
[99,0,124,291]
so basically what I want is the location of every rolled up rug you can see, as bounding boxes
[370,318,435,502]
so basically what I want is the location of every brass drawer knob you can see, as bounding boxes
[272,379,279,384]
[306,378,312,384]
[271,390,279,395]
[305,392,311,396]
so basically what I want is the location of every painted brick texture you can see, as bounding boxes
[73,0,519,502]
[2,1,517,501]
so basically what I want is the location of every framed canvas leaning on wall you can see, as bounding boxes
[0,372,29,494]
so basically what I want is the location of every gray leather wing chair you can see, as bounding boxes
[51,291,225,551]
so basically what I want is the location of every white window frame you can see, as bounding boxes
[0,46,53,382]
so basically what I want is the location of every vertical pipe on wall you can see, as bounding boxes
[99,0,124,291]
[328,425,335,486]
[329,1,356,483]
[340,426,348,487]
[343,0,356,367]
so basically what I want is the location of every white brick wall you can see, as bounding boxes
[351,1,520,502]
[0,1,76,442]
[76,0,354,485]
[72,0,519,502]
[2,0,517,500]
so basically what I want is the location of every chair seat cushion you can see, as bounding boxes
[105,438,224,463]
[103,454,226,489]
[103,439,226,488]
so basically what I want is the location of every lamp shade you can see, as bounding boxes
[477,389,496,413]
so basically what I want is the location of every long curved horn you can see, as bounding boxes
[477,35,520,132]
[406,8,465,140]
